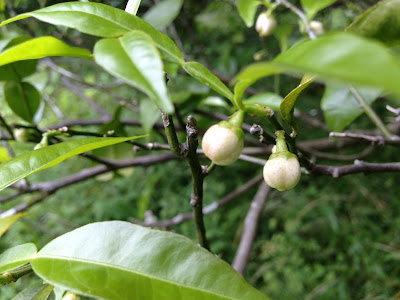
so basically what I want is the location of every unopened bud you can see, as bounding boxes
[13,128,28,142]
[255,13,276,37]
[310,20,324,36]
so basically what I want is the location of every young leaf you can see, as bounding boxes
[31,221,269,300]
[0,136,145,192]
[94,30,173,114]
[0,213,28,238]
[280,74,316,129]
[0,243,37,273]
[237,0,261,27]
[12,284,53,300]
[300,0,337,19]
[321,84,382,132]
[244,92,283,112]
[143,0,183,30]
[0,2,184,65]
[347,0,400,46]
[0,147,11,163]
[0,36,92,66]
[4,81,41,123]
[183,62,234,102]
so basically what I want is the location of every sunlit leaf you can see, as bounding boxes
[143,0,183,30]
[0,243,37,273]
[0,213,28,238]
[237,0,261,27]
[300,0,337,19]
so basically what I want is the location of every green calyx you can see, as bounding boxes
[218,110,245,140]
[269,130,298,161]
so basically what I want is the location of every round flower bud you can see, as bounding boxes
[62,292,81,300]
[13,128,28,142]
[202,122,244,166]
[255,12,277,37]
[310,20,324,36]
[263,130,301,191]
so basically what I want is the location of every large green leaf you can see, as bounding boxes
[347,0,400,46]
[0,36,92,66]
[321,84,382,132]
[0,136,145,192]
[183,62,234,102]
[94,31,173,114]
[300,0,337,19]
[12,284,53,300]
[237,0,261,27]
[0,213,28,238]
[0,243,37,273]
[31,221,269,300]
[280,74,316,129]
[234,32,400,96]
[143,0,183,30]
[0,2,184,64]
[4,81,41,123]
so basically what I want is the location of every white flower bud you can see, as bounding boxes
[310,20,324,36]
[263,155,301,191]
[13,128,28,142]
[62,292,80,300]
[202,123,244,166]
[255,13,276,37]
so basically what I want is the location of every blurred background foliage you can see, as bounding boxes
[0,0,399,299]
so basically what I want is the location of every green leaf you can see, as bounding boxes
[0,147,11,163]
[347,0,400,46]
[32,221,269,300]
[237,0,261,27]
[0,213,28,238]
[0,37,92,66]
[300,0,337,19]
[0,2,184,64]
[12,284,53,300]
[94,31,173,114]
[280,74,316,129]
[321,84,382,132]
[0,243,37,273]
[140,99,160,134]
[0,136,145,192]
[4,81,41,123]
[143,0,183,30]
[183,62,234,102]
[234,32,400,96]
[243,92,283,111]
[234,80,252,109]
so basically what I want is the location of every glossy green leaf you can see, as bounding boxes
[234,32,400,96]
[183,62,234,102]
[347,0,400,46]
[234,80,252,109]
[0,36,37,81]
[237,0,261,27]
[12,284,53,300]
[0,136,145,192]
[243,92,283,111]
[0,243,37,273]
[321,84,382,132]
[280,74,316,128]
[0,37,92,66]
[143,0,183,30]
[0,2,184,64]
[31,221,269,300]
[300,0,337,19]
[0,213,28,238]
[4,81,41,123]
[94,31,173,114]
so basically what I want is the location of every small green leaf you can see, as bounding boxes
[0,213,28,238]
[94,31,173,114]
[0,2,184,64]
[32,221,269,300]
[143,0,183,30]
[243,92,283,111]
[300,0,337,19]
[4,81,41,123]
[183,62,234,102]
[347,0,400,46]
[280,74,316,128]
[0,147,11,163]
[0,36,92,66]
[12,284,53,300]
[237,0,261,27]
[0,136,145,192]
[0,243,37,273]
[321,84,382,132]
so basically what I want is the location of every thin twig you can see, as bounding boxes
[330,132,400,145]
[232,182,270,275]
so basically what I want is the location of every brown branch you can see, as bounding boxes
[329,132,400,145]
[232,182,271,275]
